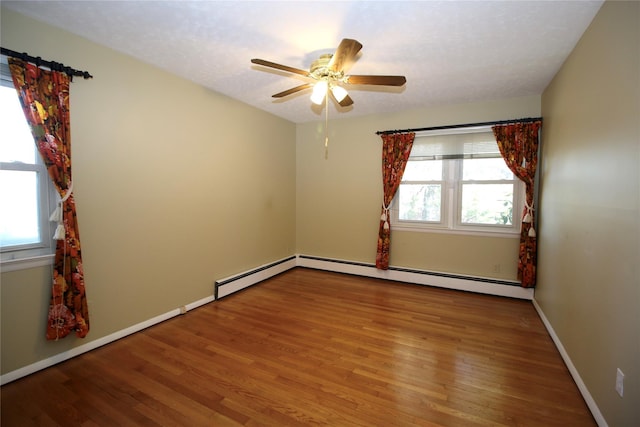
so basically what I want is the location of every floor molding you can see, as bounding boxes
[532,298,607,426]
[1,294,214,386]
[297,254,534,300]
[1,253,532,385]
[215,256,297,299]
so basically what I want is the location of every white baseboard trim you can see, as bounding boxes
[2,257,298,385]
[0,294,215,386]
[1,253,530,385]
[532,298,607,426]
[215,256,297,299]
[297,254,534,300]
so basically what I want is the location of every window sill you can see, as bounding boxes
[392,223,521,239]
[1,254,54,273]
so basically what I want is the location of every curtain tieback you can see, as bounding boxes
[380,202,391,230]
[523,199,536,238]
[49,181,73,240]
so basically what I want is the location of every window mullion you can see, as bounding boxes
[444,159,457,229]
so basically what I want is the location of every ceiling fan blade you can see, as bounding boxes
[328,38,363,72]
[272,83,314,98]
[338,94,354,107]
[251,58,311,77]
[346,75,407,86]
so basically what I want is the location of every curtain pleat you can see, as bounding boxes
[376,132,415,269]
[492,121,542,288]
[9,58,89,339]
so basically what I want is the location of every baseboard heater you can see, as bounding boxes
[296,254,534,300]
[1,254,531,386]
[214,255,297,299]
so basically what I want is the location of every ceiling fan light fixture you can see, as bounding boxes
[310,80,328,105]
[330,84,348,103]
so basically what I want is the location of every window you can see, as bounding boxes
[392,126,523,236]
[0,59,56,264]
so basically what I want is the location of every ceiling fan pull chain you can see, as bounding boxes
[324,92,329,159]
[325,136,329,159]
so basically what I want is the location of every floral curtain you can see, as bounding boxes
[376,132,415,269]
[492,121,542,288]
[9,58,89,340]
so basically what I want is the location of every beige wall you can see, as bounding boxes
[1,8,296,374]
[538,1,639,425]
[5,6,637,425]
[296,96,541,280]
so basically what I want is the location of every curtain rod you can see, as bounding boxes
[1,47,93,80]
[375,116,542,135]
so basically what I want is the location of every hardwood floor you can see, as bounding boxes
[1,268,595,426]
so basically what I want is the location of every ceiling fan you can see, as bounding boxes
[251,38,406,107]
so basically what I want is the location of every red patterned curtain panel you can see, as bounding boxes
[9,58,89,340]
[376,132,415,269]
[492,121,542,288]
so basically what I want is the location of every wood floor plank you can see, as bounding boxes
[1,268,595,426]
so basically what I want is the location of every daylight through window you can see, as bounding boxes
[392,127,523,236]
[0,60,55,261]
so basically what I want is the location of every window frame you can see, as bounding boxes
[0,57,57,266]
[391,127,523,238]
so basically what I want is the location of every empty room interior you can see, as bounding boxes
[0,1,638,426]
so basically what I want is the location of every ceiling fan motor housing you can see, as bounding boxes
[310,54,344,81]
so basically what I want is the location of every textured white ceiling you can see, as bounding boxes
[3,1,603,123]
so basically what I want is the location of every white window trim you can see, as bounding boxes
[390,126,524,238]
[391,184,524,238]
[1,254,55,272]
[1,56,58,270]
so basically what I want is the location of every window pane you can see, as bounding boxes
[403,160,443,181]
[398,184,441,221]
[463,158,513,180]
[461,184,513,225]
[0,85,35,164]
[0,170,41,246]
